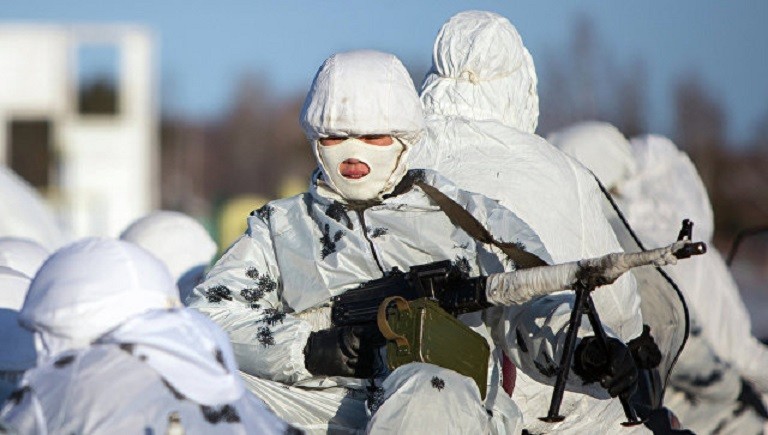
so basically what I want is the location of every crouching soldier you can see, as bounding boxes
[190,50,697,434]
[1,238,294,434]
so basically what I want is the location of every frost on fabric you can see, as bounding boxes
[431,376,445,391]
[161,377,187,401]
[320,223,344,259]
[534,353,558,378]
[53,354,76,368]
[251,204,274,224]
[256,326,275,347]
[7,386,31,405]
[200,404,241,424]
[206,285,233,303]
[326,202,353,230]
[370,227,388,238]
[258,308,286,327]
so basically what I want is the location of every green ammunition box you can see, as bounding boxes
[377,296,490,398]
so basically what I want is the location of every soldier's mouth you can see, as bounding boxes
[339,159,370,179]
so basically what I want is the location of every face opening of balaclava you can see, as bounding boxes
[314,137,407,202]
[300,50,425,203]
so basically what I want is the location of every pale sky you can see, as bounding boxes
[3,1,767,143]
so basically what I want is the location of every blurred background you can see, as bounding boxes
[1,1,766,334]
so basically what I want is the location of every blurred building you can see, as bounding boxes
[0,24,157,237]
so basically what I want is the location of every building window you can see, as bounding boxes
[8,119,53,190]
[77,43,120,116]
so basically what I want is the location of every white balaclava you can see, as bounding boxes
[300,50,425,202]
[421,10,539,134]
[120,211,217,303]
[0,267,36,402]
[0,237,50,279]
[19,238,180,361]
[547,121,637,191]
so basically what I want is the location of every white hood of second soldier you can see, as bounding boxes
[300,50,424,203]
[19,238,181,360]
[420,10,539,134]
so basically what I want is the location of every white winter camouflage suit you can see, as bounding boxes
[1,238,290,434]
[189,49,644,434]
[409,11,647,434]
[550,122,768,434]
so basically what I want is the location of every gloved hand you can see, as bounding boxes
[303,325,385,378]
[627,324,662,369]
[573,336,638,397]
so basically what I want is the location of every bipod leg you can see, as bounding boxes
[584,297,643,426]
[540,283,588,423]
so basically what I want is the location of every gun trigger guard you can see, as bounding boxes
[377,296,410,349]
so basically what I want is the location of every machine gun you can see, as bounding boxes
[331,220,706,420]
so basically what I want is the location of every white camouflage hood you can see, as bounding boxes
[120,211,217,302]
[96,308,246,406]
[300,50,424,202]
[625,134,715,243]
[0,237,50,279]
[420,10,539,133]
[547,121,638,191]
[19,238,181,360]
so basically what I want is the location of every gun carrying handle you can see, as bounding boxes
[377,296,410,348]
